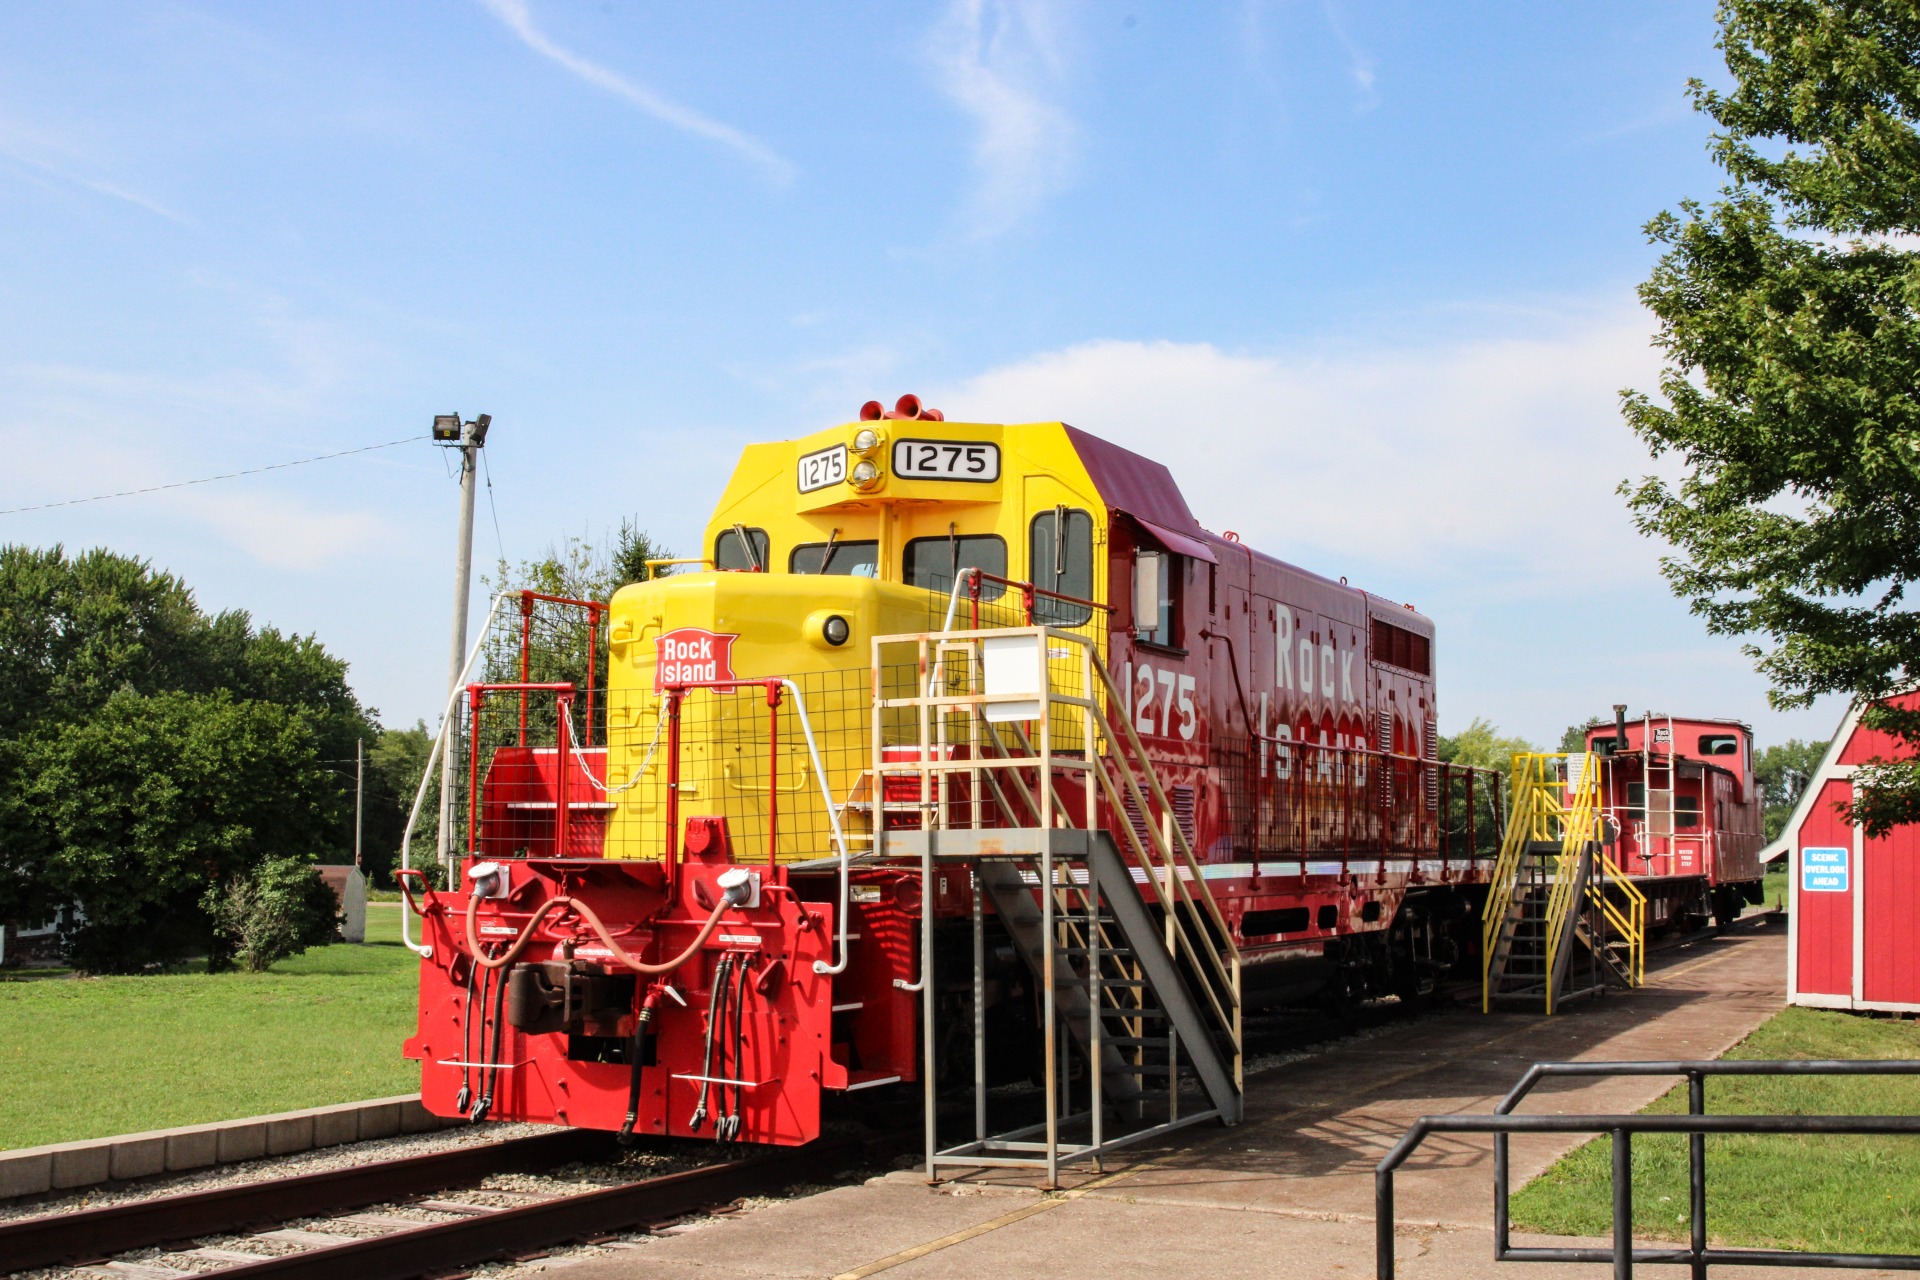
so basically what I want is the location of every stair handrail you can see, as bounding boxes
[1480,754,1549,1010]
[1588,845,1647,985]
[870,620,1242,1073]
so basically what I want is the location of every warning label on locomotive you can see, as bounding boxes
[655,628,739,692]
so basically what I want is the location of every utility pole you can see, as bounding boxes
[354,737,365,872]
[432,413,491,886]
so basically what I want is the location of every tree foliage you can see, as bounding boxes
[1754,736,1830,840]
[477,522,673,753]
[1624,0,1920,834]
[0,545,376,970]
[1436,718,1537,773]
[1559,714,1613,754]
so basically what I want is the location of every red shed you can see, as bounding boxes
[1770,693,1920,1013]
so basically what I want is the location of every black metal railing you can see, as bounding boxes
[1375,1059,1920,1279]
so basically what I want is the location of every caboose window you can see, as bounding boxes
[903,535,1006,599]
[790,540,879,577]
[715,526,769,572]
[1698,733,1739,756]
[1675,795,1701,829]
[1029,507,1094,625]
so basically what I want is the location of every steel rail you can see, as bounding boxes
[0,1128,612,1273]
[193,1136,882,1280]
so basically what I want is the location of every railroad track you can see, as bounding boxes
[4,1126,904,1280]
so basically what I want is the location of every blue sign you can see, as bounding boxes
[1802,846,1849,893]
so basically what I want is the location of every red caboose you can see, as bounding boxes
[1584,711,1766,929]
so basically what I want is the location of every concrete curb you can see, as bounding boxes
[0,1095,453,1199]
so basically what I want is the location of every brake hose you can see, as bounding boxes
[464,889,742,975]
[689,953,733,1134]
[471,951,511,1123]
[617,997,657,1146]
[456,959,479,1114]
[723,954,751,1142]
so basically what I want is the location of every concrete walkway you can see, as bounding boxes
[561,923,1902,1278]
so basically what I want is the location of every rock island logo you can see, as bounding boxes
[655,628,739,692]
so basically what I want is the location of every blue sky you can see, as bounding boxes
[0,1,1846,749]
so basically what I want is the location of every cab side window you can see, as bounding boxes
[715,526,769,572]
[1133,550,1180,648]
[1029,507,1094,625]
[903,534,1007,598]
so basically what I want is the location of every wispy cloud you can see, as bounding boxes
[1321,1,1378,106]
[0,116,190,224]
[928,0,1078,238]
[475,0,793,184]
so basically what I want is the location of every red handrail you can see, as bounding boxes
[960,568,1115,630]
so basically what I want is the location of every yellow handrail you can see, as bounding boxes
[1483,753,1644,1013]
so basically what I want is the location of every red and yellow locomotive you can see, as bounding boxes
[399,401,1502,1155]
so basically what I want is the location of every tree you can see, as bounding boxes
[0,544,376,968]
[1436,718,1537,773]
[487,520,674,609]
[212,855,340,972]
[1559,715,1611,753]
[477,523,674,751]
[361,721,437,888]
[1755,737,1831,841]
[1622,1,1920,837]
[16,689,334,971]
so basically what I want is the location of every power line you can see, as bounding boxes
[480,446,508,569]
[0,435,424,517]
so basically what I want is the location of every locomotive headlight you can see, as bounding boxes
[852,427,882,457]
[805,609,855,650]
[849,459,881,490]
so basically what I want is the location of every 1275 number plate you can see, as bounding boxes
[797,444,847,493]
[892,439,999,482]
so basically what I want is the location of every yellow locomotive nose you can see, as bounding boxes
[601,568,929,866]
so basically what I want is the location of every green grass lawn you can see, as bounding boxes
[1511,1005,1920,1254]
[0,902,421,1151]
[1759,858,1788,912]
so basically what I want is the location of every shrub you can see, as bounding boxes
[213,857,339,972]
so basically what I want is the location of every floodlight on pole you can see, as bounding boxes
[433,410,492,885]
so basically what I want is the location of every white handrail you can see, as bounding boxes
[778,678,857,976]
[399,590,514,957]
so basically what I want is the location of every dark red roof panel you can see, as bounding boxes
[1063,425,1218,563]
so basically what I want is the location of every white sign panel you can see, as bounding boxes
[982,633,1044,723]
[892,439,999,482]
[797,445,847,493]
[1801,846,1849,893]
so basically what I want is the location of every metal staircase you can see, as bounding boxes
[874,619,1242,1185]
[1482,753,1646,1014]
